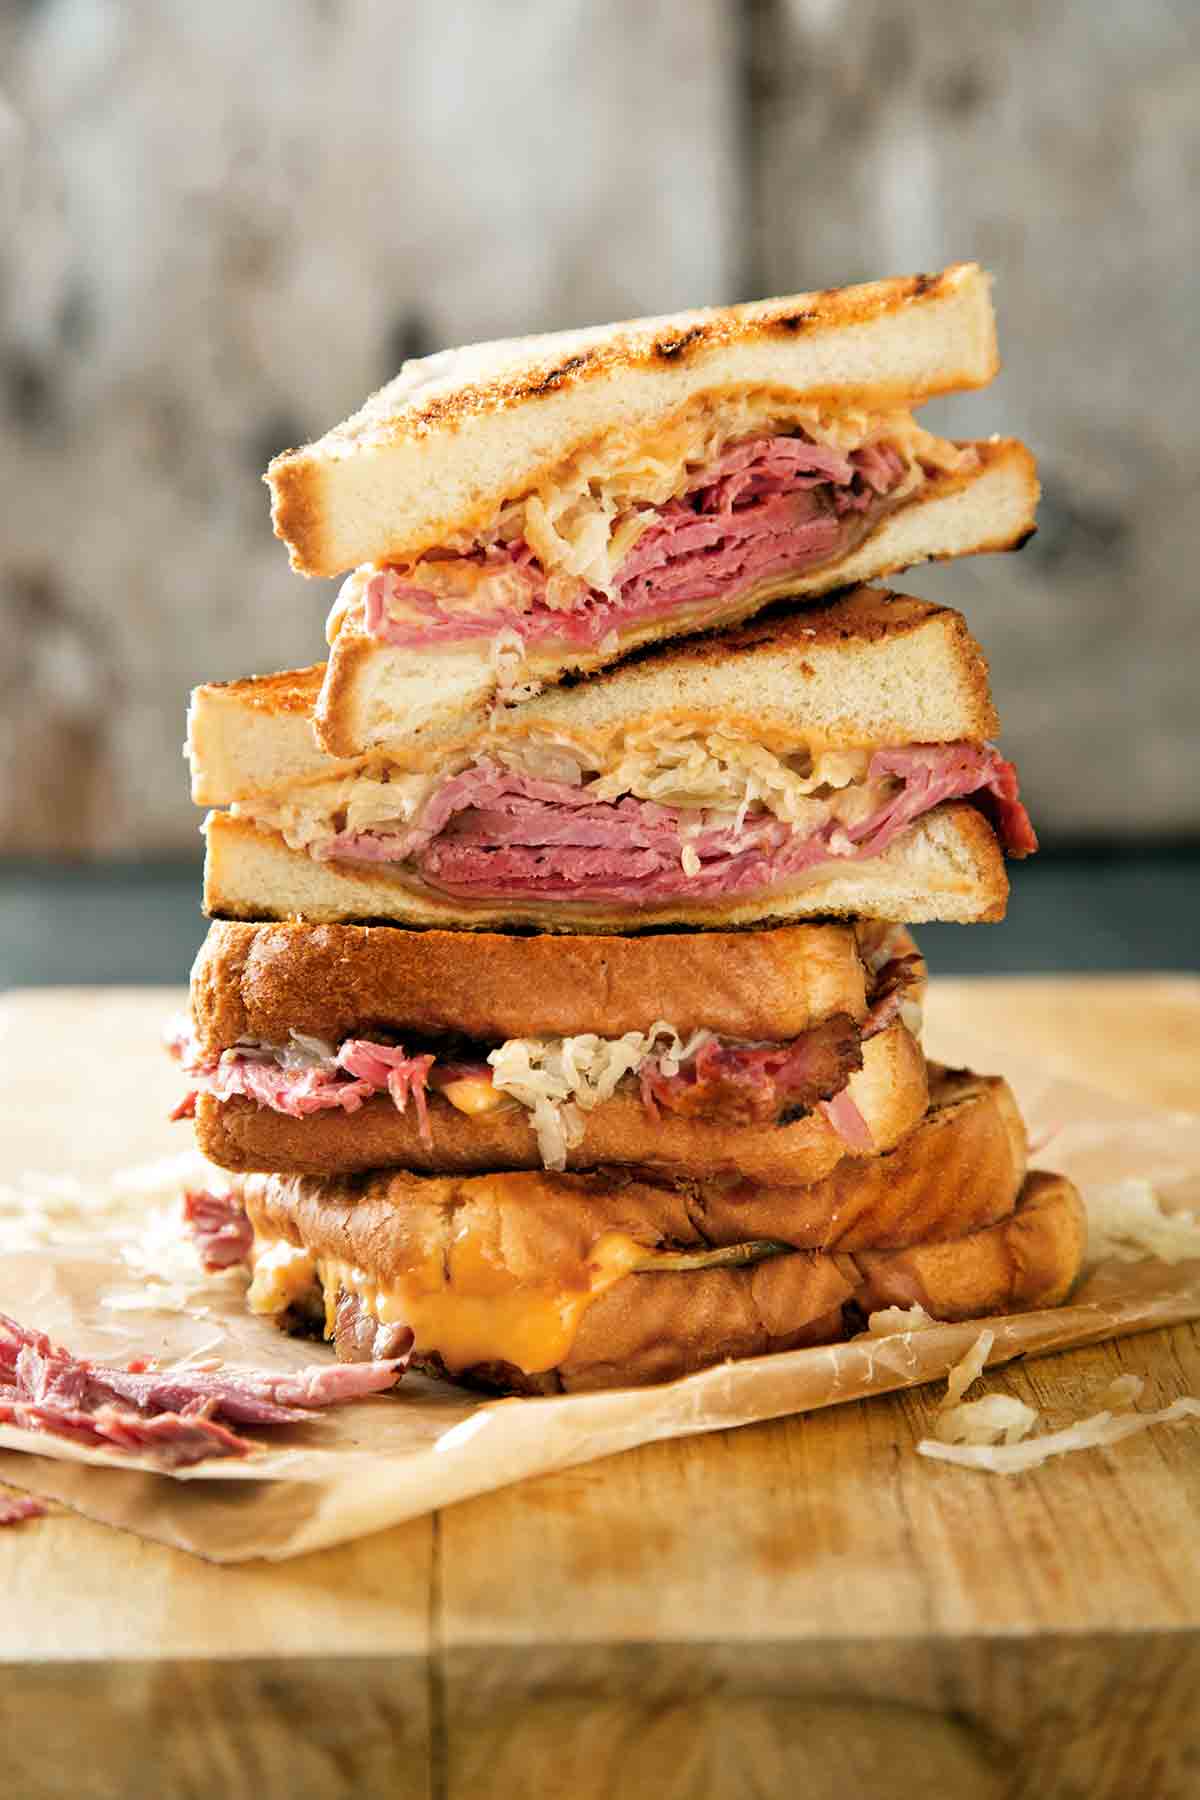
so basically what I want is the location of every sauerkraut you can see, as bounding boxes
[236,726,885,860]
[487,1023,712,1170]
[332,391,975,629]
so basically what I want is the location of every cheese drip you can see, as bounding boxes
[317,1231,647,1375]
[246,1224,792,1375]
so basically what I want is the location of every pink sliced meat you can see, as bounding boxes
[183,1187,254,1270]
[0,1313,408,1470]
[362,433,912,651]
[818,1089,875,1153]
[640,1014,863,1126]
[860,954,925,1039]
[336,1042,435,1145]
[396,741,1034,905]
[204,1056,378,1119]
[0,1493,47,1527]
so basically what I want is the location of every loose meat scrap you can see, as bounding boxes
[0,1493,47,1528]
[0,1313,409,1469]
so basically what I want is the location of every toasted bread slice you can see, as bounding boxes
[188,666,343,809]
[189,918,878,1054]
[236,1151,1084,1394]
[194,1020,927,1184]
[693,1065,1027,1254]
[189,586,1001,804]
[268,264,999,580]
[313,442,1034,756]
[202,800,1008,931]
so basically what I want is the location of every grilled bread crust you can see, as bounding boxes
[187,584,1006,803]
[546,1172,1084,1392]
[312,445,1034,757]
[195,1020,928,1185]
[189,918,891,1054]
[239,1142,1083,1394]
[267,263,1000,578]
[202,800,1009,931]
[216,1063,1019,1249]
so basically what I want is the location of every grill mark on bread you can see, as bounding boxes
[523,353,596,396]
[268,264,987,461]
[775,309,819,334]
[652,326,707,361]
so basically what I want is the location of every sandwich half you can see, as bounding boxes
[263,263,1037,753]
[191,587,1036,933]
[210,1067,1084,1393]
[175,918,928,1183]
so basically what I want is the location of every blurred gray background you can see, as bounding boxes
[1,0,1197,975]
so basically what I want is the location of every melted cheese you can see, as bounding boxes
[317,1229,648,1375]
[437,1075,508,1117]
[247,1238,318,1316]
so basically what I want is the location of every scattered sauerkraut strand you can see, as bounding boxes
[944,1328,994,1407]
[0,1151,219,1253]
[1085,1179,1200,1265]
[934,1394,1039,1447]
[919,1398,1200,1474]
[1102,1373,1145,1408]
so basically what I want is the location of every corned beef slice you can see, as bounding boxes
[363,435,909,649]
[407,743,1035,903]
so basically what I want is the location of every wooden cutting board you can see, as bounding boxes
[2,978,1199,1800]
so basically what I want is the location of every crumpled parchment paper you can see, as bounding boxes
[1,1021,1198,1563]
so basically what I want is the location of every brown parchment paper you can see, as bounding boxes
[1,1037,1199,1563]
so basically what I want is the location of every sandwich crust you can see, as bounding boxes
[551,1172,1084,1391]
[268,263,1000,578]
[238,1150,1084,1394]
[195,1019,928,1185]
[203,800,1009,931]
[190,917,876,1055]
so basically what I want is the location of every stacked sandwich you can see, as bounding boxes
[176,263,1086,1393]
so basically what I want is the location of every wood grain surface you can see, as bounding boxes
[1,980,1199,1800]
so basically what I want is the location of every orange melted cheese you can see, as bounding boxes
[316,1230,648,1374]
[436,1075,507,1117]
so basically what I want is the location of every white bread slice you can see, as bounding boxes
[188,586,999,806]
[202,801,1008,932]
[188,667,342,808]
[314,438,1035,757]
[268,263,998,578]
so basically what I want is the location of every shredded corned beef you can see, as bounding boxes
[0,1493,47,1527]
[183,1188,254,1271]
[640,1013,862,1127]
[175,1038,438,1143]
[362,434,910,650]
[860,952,926,1039]
[0,1313,408,1469]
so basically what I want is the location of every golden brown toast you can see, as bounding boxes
[236,1131,1083,1393]
[189,917,878,1055]
[268,264,1000,578]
